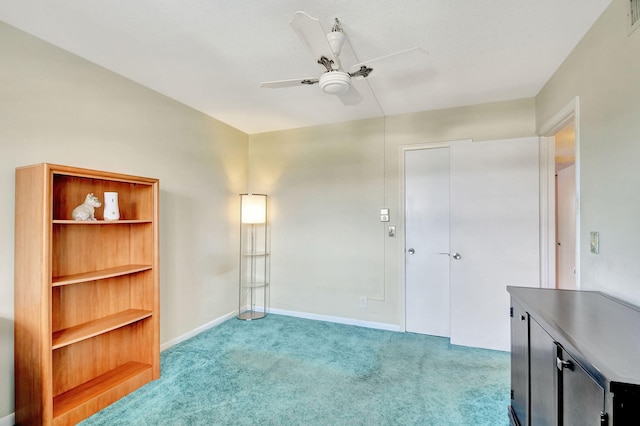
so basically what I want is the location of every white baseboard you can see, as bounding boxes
[0,412,14,426]
[160,310,237,351]
[268,308,401,332]
[160,307,400,354]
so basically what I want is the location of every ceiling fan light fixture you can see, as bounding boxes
[319,71,351,95]
[327,30,345,56]
[327,18,345,56]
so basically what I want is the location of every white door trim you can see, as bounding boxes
[398,139,470,331]
[538,96,581,289]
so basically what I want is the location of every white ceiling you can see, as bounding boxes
[0,0,611,134]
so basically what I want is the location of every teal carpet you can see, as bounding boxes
[81,314,510,425]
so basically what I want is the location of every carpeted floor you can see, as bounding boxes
[80,314,510,425]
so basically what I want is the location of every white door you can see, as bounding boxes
[405,147,450,336]
[556,165,576,289]
[449,138,540,351]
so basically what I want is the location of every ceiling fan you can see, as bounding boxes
[260,11,424,106]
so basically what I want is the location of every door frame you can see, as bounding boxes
[538,97,581,289]
[398,139,470,331]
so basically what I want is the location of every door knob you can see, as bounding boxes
[556,357,574,371]
[407,248,415,255]
[452,252,462,260]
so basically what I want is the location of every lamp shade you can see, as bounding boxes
[240,194,267,224]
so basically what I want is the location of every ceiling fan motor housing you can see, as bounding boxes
[319,71,351,95]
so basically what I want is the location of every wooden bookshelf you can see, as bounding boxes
[14,163,160,425]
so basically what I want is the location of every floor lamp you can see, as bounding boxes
[238,193,269,320]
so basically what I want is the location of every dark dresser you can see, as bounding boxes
[507,286,640,425]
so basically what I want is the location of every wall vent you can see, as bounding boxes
[630,0,640,35]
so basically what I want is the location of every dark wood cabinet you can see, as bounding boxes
[528,317,557,426]
[510,299,529,424]
[508,287,640,426]
[559,345,605,425]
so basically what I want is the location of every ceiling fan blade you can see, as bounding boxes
[290,11,336,65]
[337,85,363,106]
[350,47,428,74]
[260,77,318,88]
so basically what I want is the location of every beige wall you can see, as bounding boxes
[536,0,640,304]
[249,98,536,326]
[0,22,247,418]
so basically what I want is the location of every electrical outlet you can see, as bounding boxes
[359,296,368,309]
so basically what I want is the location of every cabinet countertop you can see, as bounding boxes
[507,286,640,391]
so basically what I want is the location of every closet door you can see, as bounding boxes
[405,147,450,337]
[449,137,540,351]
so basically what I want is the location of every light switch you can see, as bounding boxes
[590,231,599,254]
[388,226,396,237]
[380,208,390,222]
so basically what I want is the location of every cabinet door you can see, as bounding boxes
[530,318,557,426]
[510,299,529,425]
[559,348,605,426]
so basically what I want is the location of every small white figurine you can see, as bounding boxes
[72,193,102,221]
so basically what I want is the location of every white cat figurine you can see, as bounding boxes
[72,193,102,221]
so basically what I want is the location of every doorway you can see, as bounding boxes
[539,97,580,290]
[554,123,577,289]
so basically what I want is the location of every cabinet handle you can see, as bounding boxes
[556,357,574,371]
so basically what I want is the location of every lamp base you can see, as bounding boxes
[238,310,267,321]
